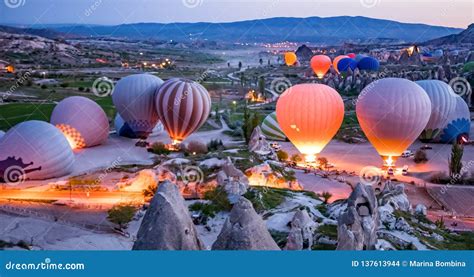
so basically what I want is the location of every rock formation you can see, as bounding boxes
[212,197,280,250]
[379,182,411,212]
[336,183,379,250]
[133,181,203,250]
[248,126,272,155]
[217,157,249,203]
[285,209,317,250]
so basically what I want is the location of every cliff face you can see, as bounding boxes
[426,23,474,45]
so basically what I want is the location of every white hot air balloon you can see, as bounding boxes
[415,80,456,142]
[356,78,431,166]
[0,120,75,182]
[276,84,344,162]
[114,113,164,138]
[50,96,109,149]
[261,112,286,141]
[112,74,163,138]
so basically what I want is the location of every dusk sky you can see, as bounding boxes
[1,0,473,28]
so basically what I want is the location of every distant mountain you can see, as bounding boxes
[425,23,474,45]
[0,25,78,40]
[46,16,461,44]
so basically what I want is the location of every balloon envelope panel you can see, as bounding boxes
[337,58,358,72]
[357,57,380,71]
[0,120,75,180]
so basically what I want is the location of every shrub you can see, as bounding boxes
[414,149,428,163]
[320,191,332,204]
[276,150,289,161]
[291,154,303,163]
[60,83,69,88]
[203,186,232,212]
[142,183,158,201]
[149,142,170,155]
[207,139,224,151]
[185,140,208,154]
[107,204,136,230]
[78,86,85,91]
[318,157,328,168]
[40,84,47,89]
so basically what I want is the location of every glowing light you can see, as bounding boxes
[305,154,316,163]
[384,156,394,167]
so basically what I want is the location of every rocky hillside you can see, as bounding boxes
[425,23,474,45]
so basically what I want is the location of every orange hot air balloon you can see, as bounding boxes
[332,55,348,74]
[276,84,344,162]
[310,55,331,78]
[284,52,297,66]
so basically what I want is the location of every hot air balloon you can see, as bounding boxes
[333,55,348,74]
[356,78,431,167]
[415,80,456,142]
[354,54,367,62]
[310,55,331,79]
[155,78,211,144]
[337,58,358,72]
[261,112,286,141]
[112,74,163,138]
[438,95,471,143]
[114,113,164,138]
[346,53,356,59]
[357,57,380,71]
[0,120,75,181]
[284,52,297,66]
[50,96,109,149]
[276,84,344,162]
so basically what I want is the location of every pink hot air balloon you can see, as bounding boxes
[276,84,344,162]
[347,53,356,59]
[155,78,211,143]
[310,55,331,79]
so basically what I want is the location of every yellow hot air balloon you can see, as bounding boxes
[310,55,331,78]
[284,52,297,66]
[333,55,348,74]
[356,78,431,167]
[276,84,344,162]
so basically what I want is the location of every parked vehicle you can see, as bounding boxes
[387,167,394,175]
[401,150,414,158]
[420,144,432,150]
[402,165,409,175]
[270,142,281,151]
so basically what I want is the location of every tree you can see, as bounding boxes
[107,204,136,230]
[318,157,328,169]
[276,150,289,161]
[449,142,464,179]
[321,191,332,204]
[258,76,265,97]
[414,149,428,163]
[291,154,303,163]
[259,58,263,66]
[241,106,259,143]
[238,61,242,70]
[143,183,158,200]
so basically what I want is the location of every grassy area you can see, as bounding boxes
[0,103,55,130]
[243,187,290,213]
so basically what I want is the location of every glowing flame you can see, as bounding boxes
[64,134,78,150]
[305,154,316,163]
[384,156,394,167]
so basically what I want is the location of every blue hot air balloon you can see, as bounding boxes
[337,58,358,72]
[354,54,367,62]
[357,57,380,71]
